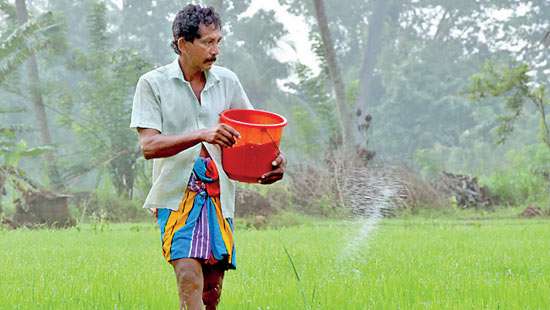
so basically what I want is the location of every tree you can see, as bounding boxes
[281,0,549,165]
[353,0,393,155]
[0,110,51,217]
[13,0,63,188]
[0,5,56,81]
[224,7,289,106]
[1,0,64,187]
[0,1,77,227]
[13,0,288,201]
[282,0,398,157]
[467,62,549,150]
[56,0,151,199]
[311,0,352,148]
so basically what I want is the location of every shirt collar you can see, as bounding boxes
[168,58,220,89]
[167,58,184,81]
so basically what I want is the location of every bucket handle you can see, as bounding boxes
[261,128,281,157]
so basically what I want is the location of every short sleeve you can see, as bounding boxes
[130,77,162,132]
[229,77,254,110]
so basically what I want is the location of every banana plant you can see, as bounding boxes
[0,1,60,84]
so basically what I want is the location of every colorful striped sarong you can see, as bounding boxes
[157,157,236,269]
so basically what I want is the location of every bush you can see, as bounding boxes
[71,192,149,223]
[480,144,550,206]
[287,161,347,217]
[70,173,150,223]
[287,148,450,217]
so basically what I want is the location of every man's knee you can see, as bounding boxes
[173,260,203,292]
[176,269,202,290]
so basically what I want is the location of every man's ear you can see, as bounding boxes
[177,38,187,54]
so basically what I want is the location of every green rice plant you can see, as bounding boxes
[283,245,310,309]
[1,218,550,309]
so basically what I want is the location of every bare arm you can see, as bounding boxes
[138,128,202,159]
[138,124,240,160]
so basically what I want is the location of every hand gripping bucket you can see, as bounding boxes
[219,109,287,183]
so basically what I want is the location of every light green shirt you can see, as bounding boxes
[130,58,253,218]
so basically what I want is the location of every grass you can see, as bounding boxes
[1,214,549,309]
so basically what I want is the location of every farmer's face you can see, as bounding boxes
[179,23,222,71]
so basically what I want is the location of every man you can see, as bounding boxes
[130,4,285,309]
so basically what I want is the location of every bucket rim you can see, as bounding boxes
[220,109,287,128]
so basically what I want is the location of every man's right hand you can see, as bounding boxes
[201,124,240,148]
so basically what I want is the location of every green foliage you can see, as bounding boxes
[0,109,53,217]
[414,146,445,178]
[372,33,480,159]
[3,0,550,221]
[0,0,16,20]
[0,137,52,167]
[217,4,289,105]
[87,0,108,51]
[414,139,503,177]
[73,173,148,223]
[480,144,550,206]
[284,0,549,165]
[284,63,339,157]
[286,105,322,159]
[0,11,62,83]
[55,1,151,198]
[92,190,147,222]
[0,3,67,197]
[131,157,152,200]
[467,61,549,147]
[415,141,550,207]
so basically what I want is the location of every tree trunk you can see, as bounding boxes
[111,154,136,199]
[15,0,63,189]
[312,0,353,148]
[353,0,391,155]
[534,93,550,150]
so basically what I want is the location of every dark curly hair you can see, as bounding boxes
[171,4,222,55]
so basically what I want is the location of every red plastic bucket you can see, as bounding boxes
[219,109,287,183]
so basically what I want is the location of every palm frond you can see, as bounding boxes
[0,37,52,84]
[0,11,57,58]
[0,0,16,21]
[0,12,60,83]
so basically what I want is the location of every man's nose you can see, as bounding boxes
[211,44,220,56]
[210,43,220,56]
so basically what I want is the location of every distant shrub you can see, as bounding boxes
[71,192,149,223]
[70,172,150,223]
[287,161,348,217]
[480,144,550,206]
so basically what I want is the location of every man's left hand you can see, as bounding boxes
[259,153,286,184]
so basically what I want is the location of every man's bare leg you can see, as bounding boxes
[171,258,204,310]
[202,265,225,310]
